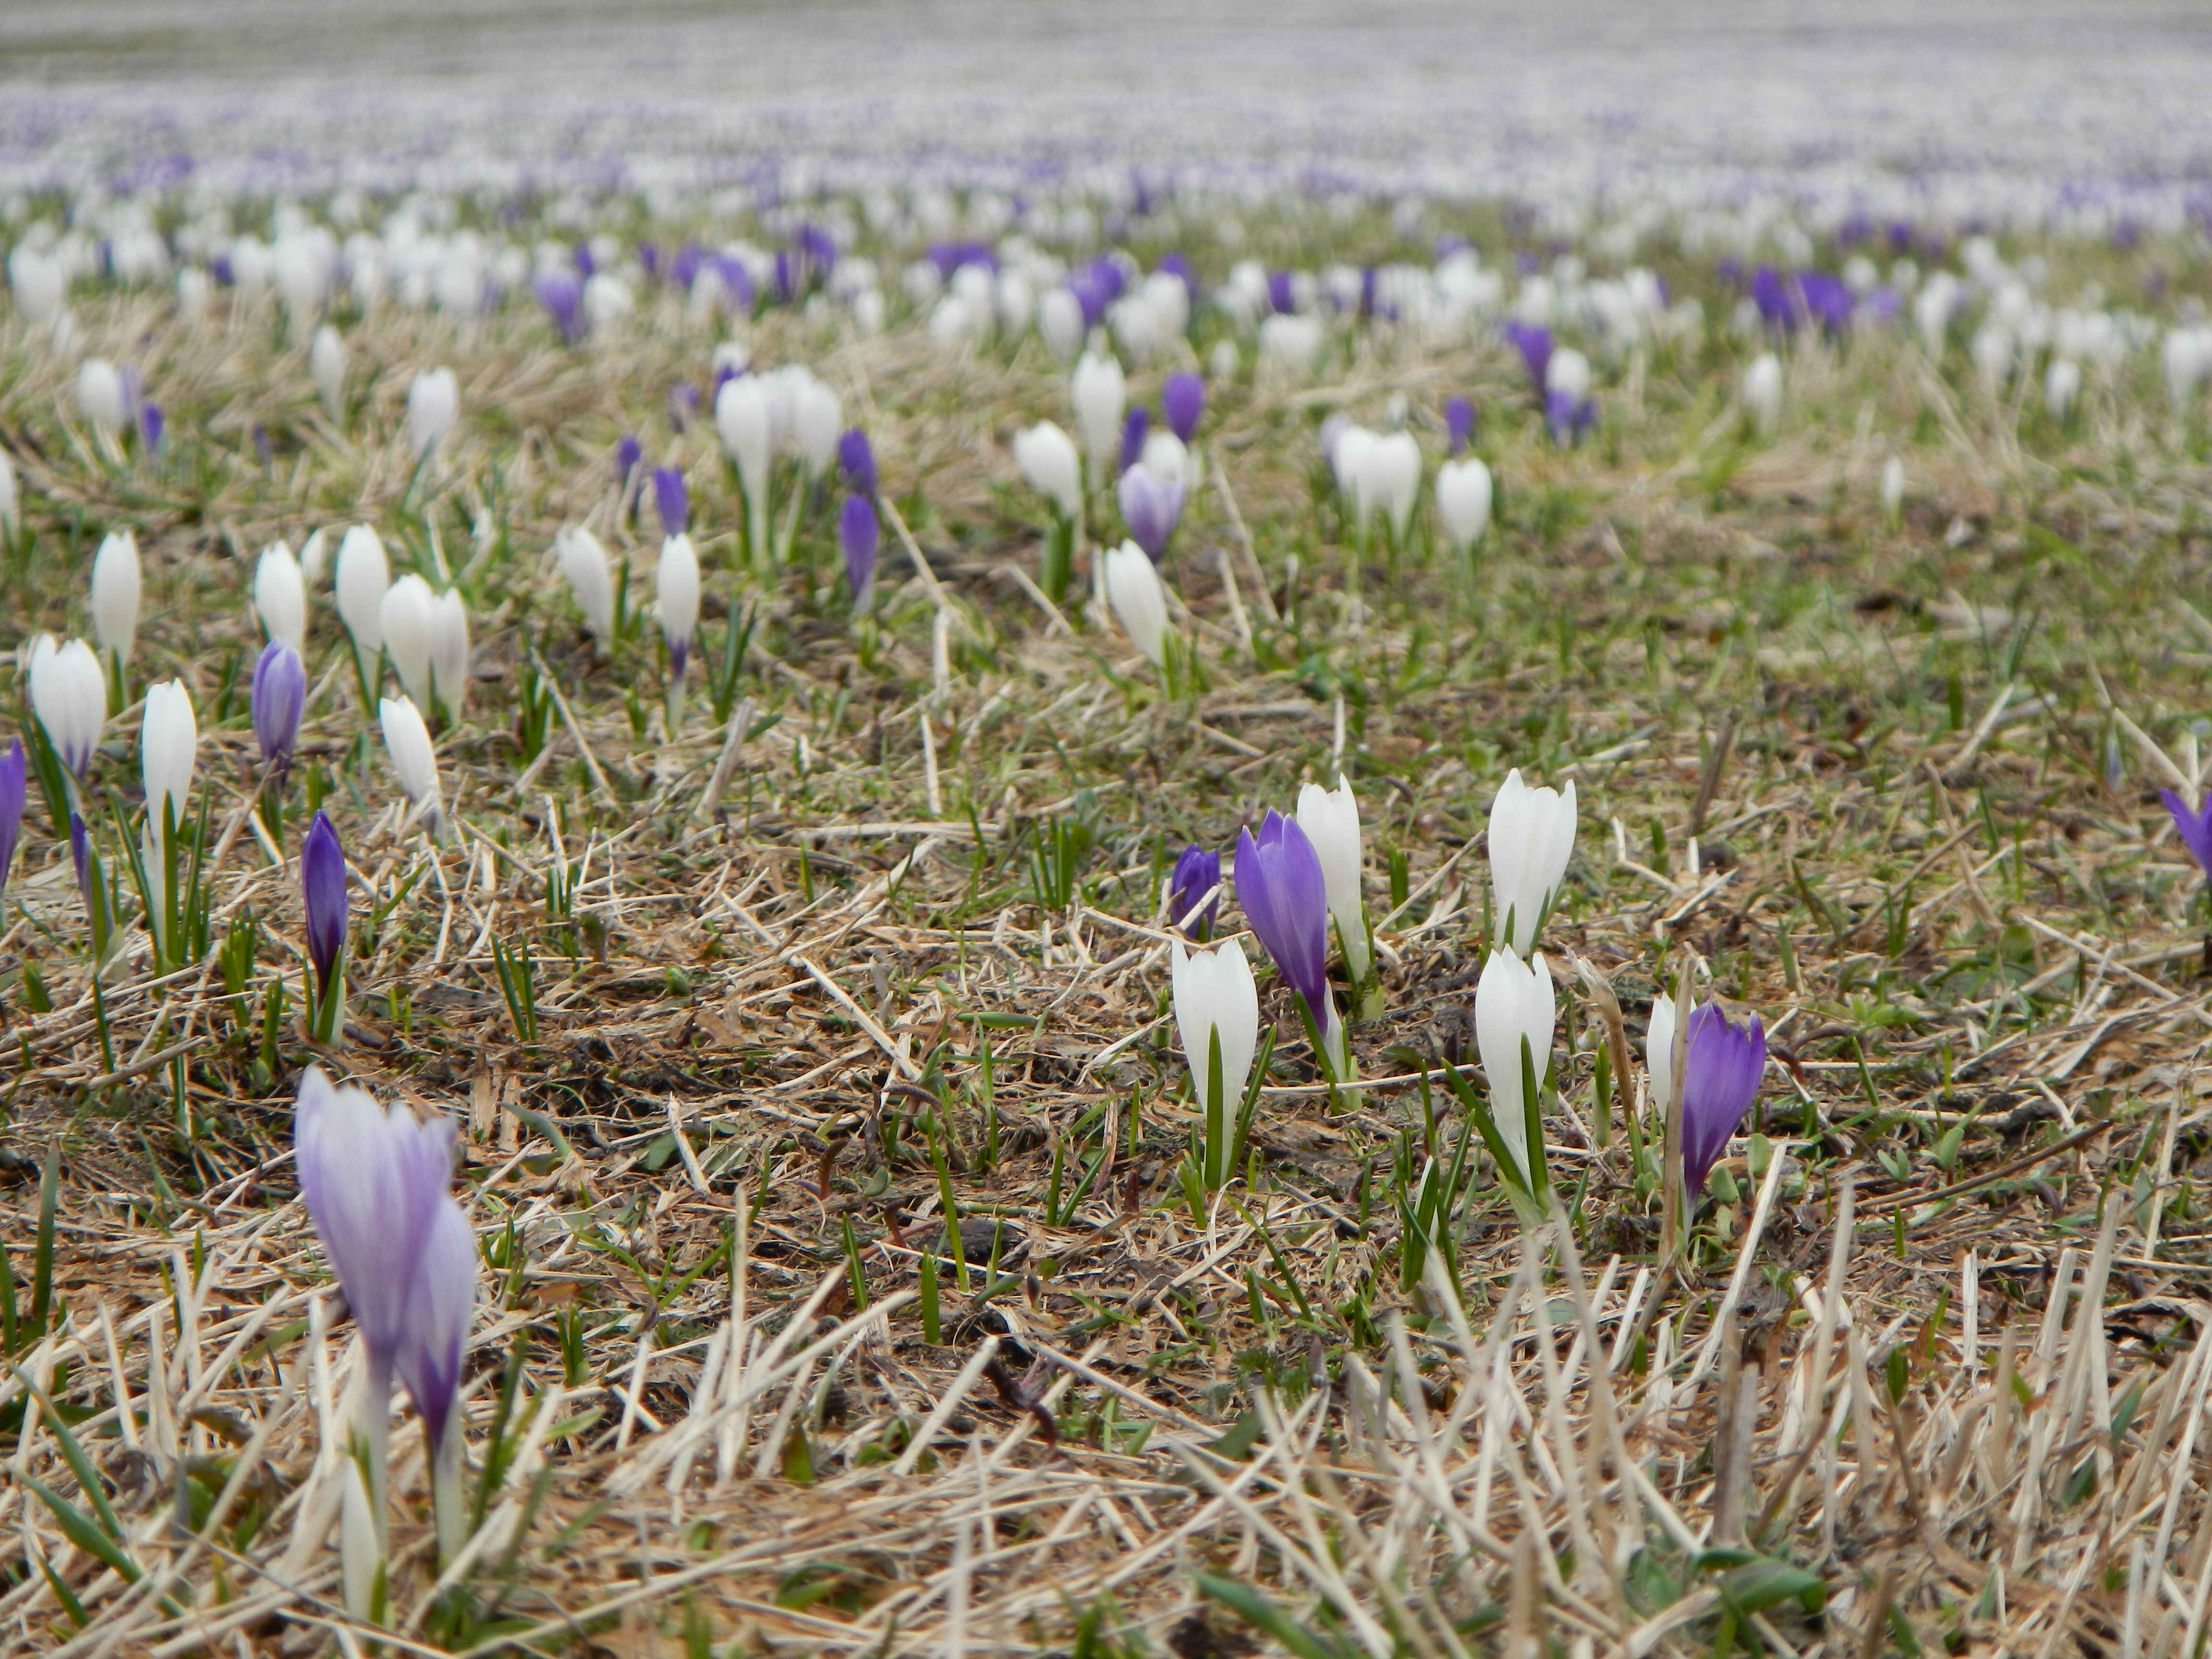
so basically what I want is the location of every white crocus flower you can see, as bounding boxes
[312,325,348,420]
[78,359,127,434]
[1014,421,1083,520]
[428,588,469,717]
[139,679,198,953]
[1436,457,1493,550]
[1646,993,1678,1121]
[715,373,774,571]
[1296,774,1378,1014]
[1743,351,1784,435]
[1102,541,1169,668]
[555,527,617,651]
[378,695,443,837]
[30,636,107,779]
[406,368,458,460]
[1880,456,1905,526]
[90,531,142,668]
[1071,349,1126,490]
[334,525,391,690]
[1488,769,1576,957]
[255,541,308,651]
[794,380,842,481]
[379,574,436,711]
[1171,938,1262,1189]
[1475,947,1556,1193]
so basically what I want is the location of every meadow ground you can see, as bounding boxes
[2,226,2212,1658]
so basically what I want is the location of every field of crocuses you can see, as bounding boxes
[3,164,2212,1659]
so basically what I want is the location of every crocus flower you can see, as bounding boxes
[91,530,141,667]
[311,325,347,418]
[1545,349,1595,448]
[293,1065,477,1562]
[1475,947,1556,1190]
[2162,790,2212,880]
[1169,843,1221,940]
[252,641,306,778]
[659,534,701,709]
[1102,541,1169,668]
[839,427,878,498]
[1072,349,1127,489]
[1489,769,1576,957]
[379,696,442,836]
[78,359,127,433]
[1743,351,1783,435]
[302,808,348,1040]
[653,468,689,537]
[1171,938,1261,1189]
[139,403,165,455]
[428,589,469,718]
[1880,457,1905,525]
[715,374,773,566]
[406,368,458,461]
[334,525,390,689]
[1504,323,1552,401]
[534,269,584,342]
[1679,1004,1767,1205]
[380,574,435,710]
[0,445,17,536]
[1014,422,1083,519]
[0,739,23,898]
[1117,463,1183,562]
[555,527,616,651]
[1437,458,1493,550]
[1118,407,1150,476]
[1162,373,1205,445]
[1234,811,1331,1034]
[1444,396,1475,455]
[839,494,879,609]
[1646,993,1679,1122]
[29,636,106,778]
[615,433,642,487]
[140,680,196,954]
[1297,776,1376,1013]
[255,541,307,650]
[795,382,843,481]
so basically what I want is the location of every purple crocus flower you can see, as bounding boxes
[139,402,164,455]
[1117,465,1183,562]
[670,382,700,432]
[839,427,877,499]
[1162,373,1205,445]
[1504,323,1552,402]
[1267,270,1295,316]
[1679,1004,1767,1205]
[1444,396,1475,456]
[1798,271,1854,334]
[615,434,642,483]
[1546,389,1596,449]
[670,243,705,291]
[840,493,879,604]
[1234,811,1330,1029]
[302,808,347,1004]
[653,467,689,537]
[2163,791,2212,879]
[1169,843,1221,941]
[534,269,584,342]
[0,739,23,897]
[294,1065,476,1457]
[251,640,307,778]
[1118,407,1149,476]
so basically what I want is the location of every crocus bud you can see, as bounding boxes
[378,696,442,835]
[252,640,307,777]
[1646,993,1678,1120]
[839,495,879,609]
[1743,351,1784,435]
[302,809,348,1023]
[1475,947,1555,1186]
[1436,458,1493,550]
[299,527,328,587]
[334,526,391,677]
[407,368,458,460]
[139,403,165,456]
[1116,463,1184,563]
[1072,349,1127,487]
[796,381,843,480]
[1169,843,1221,940]
[839,428,878,499]
[555,527,617,650]
[1038,288,1084,361]
[535,269,583,342]
[428,589,469,717]
[1489,769,1576,957]
[0,739,24,897]
[1296,775,1373,1001]
[140,677,196,949]
[255,541,308,650]
[1366,432,1421,543]
[1444,395,1475,455]
[1544,348,1595,447]
[30,636,106,778]
[1014,422,1082,519]
[91,531,141,666]
[1103,541,1169,668]
[2046,357,2081,422]
[653,467,689,538]
[1679,1004,1766,1205]
[1162,373,1206,445]
[659,533,701,684]
[1118,407,1150,476]
[78,359,128,433]
[1235,811,1341,1067]
[0,445,17,535]
[1880,456,1905,525]
[380,574,436,710]
[615,433,642,487]
[311,325,347,419]
[1172,938,1261,1185]
[715,373,772,500]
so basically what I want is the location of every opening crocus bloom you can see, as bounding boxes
[1116,462,1183,562]
[2162,790,2212,879]
[1169,843,1221,940]
[1679,1004,1767,1205]
[1489,769,1576,956]
[252,640,307,775]
[1234,811,1331,1031]
[29,635,107,778]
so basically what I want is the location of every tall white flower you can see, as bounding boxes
[658,534,701,675]
[139,679,198,953]
[1296,775,1375,1009]
[30,635,107,778]
[378,696,443,836]
[1102,541,1169,668]
[794,380,842,481]
[1646,992,1678,1121]
[1072,349,1126,489]
[1436,457,1492,550]
[299,527,329,587]
[1880,456,1905,526]
[334,525,391,688]
[1743,351,1784,436]
[406,368,458,460]
[1366,431,1422,543]
[255,541,308,650]
[0,444,18,536]
[2045,357,2081,422]
[555,527,616,650]
[90,531,142,667]
[78,360,127,434]
[716,373,774,568]
[1014,422,1083,520]
[379,575,436,710]
[1171,938,1261,1188]
[1489,769,1576,957]
[428,589,469,717]
[311,325,348,420]
[1037,288,1084,361]
[1475,948,1556,1186]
